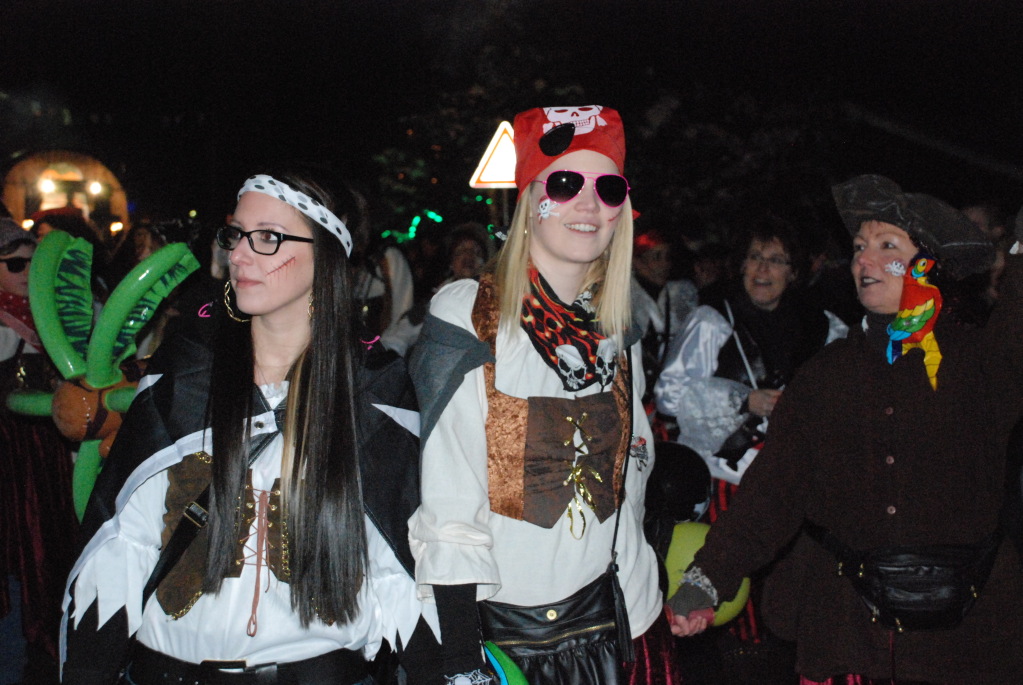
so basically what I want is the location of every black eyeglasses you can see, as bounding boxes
[0,257,31,274]
[216,226,314,256]
[534,170,631,208]
[746,253,791,269]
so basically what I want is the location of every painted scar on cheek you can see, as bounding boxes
[884,260,907,277]
[266,255,296,277]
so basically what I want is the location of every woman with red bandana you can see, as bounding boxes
[669,175,1023,684]
[0,218,78,683]
[407,107,676,684]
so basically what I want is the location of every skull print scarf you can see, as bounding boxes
[520,266,617,392]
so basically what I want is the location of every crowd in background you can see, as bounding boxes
[1,154,1021,685]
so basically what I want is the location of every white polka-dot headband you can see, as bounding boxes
[238,174,353,257]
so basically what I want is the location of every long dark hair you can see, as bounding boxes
[204,166,366,626]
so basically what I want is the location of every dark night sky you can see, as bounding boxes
[2,0,1022,218]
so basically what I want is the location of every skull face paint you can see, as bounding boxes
[527,150,621,279]
[851,220,918,315]
[537,195,560,221]
[884,260,907,277]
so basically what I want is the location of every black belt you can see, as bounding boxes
[127,642,369,685]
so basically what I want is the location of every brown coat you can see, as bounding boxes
[695,257,1023,684]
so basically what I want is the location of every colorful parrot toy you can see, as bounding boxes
[886,253,943,390]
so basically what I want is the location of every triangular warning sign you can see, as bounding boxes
[469,121,517,189]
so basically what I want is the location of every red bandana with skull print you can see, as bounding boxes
[520,266,617,392]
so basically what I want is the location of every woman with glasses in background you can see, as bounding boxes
[62,168,436,685]
[406,106,677,684]
[654,215,846,683]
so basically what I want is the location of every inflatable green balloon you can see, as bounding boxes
[72,441,105,521]
[4,389,55,416]
[86,242,198,389]
[665,521,751,626]
[27,231,93,380]
[484,641,528,685]
[21,230,200,520]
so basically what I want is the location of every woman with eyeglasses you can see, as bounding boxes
[62,168,438,685]
[406,107,677,684]
[1,218,78,683]
[654,215,846,682]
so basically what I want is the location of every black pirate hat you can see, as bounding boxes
[832,174,993,279]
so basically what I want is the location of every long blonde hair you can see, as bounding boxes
[494,183,634,350]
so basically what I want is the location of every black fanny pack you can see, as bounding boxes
[804,520,1001,632]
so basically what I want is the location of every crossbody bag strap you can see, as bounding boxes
[802,519,860,571]
[141,408,284,612]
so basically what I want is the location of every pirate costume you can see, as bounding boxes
[408,106,674,685]
[61,178,439,685]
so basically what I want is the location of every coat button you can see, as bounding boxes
[884,407,894,416]
[885,455,895,465]
[886,505,897,515]
[546,609,558,621]
[255,421,265,429]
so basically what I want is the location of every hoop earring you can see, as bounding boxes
[224,281,250,323]
[308,293,314,319]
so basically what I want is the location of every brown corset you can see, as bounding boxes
[471,275,630,531]
[156,451,289,618]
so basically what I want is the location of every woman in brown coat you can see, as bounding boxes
[670,175,1023,685]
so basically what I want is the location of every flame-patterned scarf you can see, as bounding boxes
[520,266,616,392]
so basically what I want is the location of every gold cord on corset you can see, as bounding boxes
[563,412,594,449]
[562,411,603,538]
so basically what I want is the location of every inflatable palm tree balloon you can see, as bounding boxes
[5,229,199,519]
